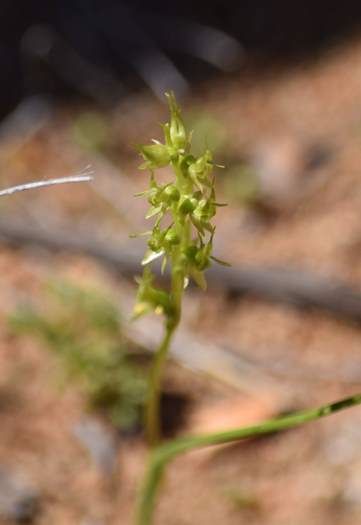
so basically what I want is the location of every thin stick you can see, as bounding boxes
[136,391,361,525]
[2,219,361,324]
[0,173,93,198]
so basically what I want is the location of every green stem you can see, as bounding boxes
[145,325,176,447]
[136,392,361,525]
[145,257,184,447]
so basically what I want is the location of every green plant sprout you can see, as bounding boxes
[10,281,147,430]
[133,94,361,525]
[133,92,228,447]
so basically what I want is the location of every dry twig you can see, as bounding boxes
[1,219,361,324]
[0,174,93,198]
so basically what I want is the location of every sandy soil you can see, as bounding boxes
[1,34,361,525]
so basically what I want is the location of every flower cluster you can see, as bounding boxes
[133,92,227,320]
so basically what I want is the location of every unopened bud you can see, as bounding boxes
[139,143,170,169]
[165,92,187,151]
[163,185,180,202]
[148,238,162,252]
[179,196,198,215]
[164,229,180,245]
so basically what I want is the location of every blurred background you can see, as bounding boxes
[1,1,361,524]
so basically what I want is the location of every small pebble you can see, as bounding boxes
[0,466,40,523]
[73,417,119,475]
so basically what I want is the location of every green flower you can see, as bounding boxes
[133,268,173,318]
[188,150,213,185]
[139,143,171,169]
[162,184,180,203]
[178,195,198,215]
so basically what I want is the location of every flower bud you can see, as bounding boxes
[139,143,170,169]
[165,92,187,151]
[178,196,198,215]
[164,229,180,245]
[148,238,162,252]
[184,244,198,262]
[134,268,174,318]
[162,185,180,202]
